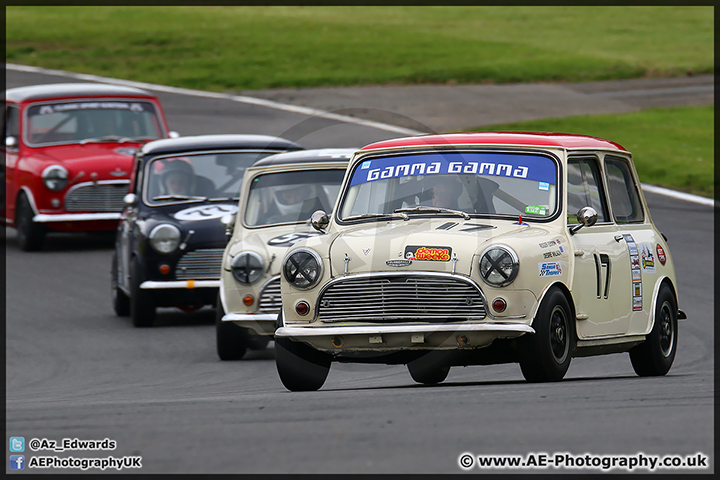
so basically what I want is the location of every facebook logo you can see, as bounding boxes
[9,455,25,470]
[9,437,25,452]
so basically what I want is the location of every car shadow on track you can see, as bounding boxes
[5,230,116,252]
[320,374,674,392]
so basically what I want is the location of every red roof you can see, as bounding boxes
[360,132,627,152]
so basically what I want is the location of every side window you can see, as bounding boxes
[605,156,644,223]
[566,157,608,224]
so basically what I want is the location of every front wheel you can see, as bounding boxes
[407,354,450,385]
[15,193,46,251]
[518,288,574,382]
[275,313,331,391]
[111,252,130,317]
[215,293,248,360]
[130,258,155,327]
[629,284,678,376]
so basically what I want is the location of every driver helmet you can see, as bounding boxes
[273,183,315,216]
[160,158,196,195]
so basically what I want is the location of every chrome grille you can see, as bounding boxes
[317,274,486,322]
[258,277,282,314]
[175,248,224,280]
[64,182,129,212]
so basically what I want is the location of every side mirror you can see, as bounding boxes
[123,193,138,206]
[570,206,598,235]
[5,136,17,148]
[311,210,329,233]
[221,214,236,237]
[168,131,180,139]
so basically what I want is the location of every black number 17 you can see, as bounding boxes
[594,253,611,299]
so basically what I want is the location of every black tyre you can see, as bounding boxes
[519,288,574,382]
[15,193,46,251]
[275,313,331,391]
[111,252,130,317]
[629,284,678,376]
[247,335,271,351]
[215,294,248,360]
[130,258,155,327]
[407,354,451,385]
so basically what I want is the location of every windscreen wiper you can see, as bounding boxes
[152,195,208,201]
[394,206,471,220]
[343,212,409,222]
[80,136,135,144]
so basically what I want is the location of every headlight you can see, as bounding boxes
[149,224,181,254]
[42,165,68,191]
[231,251,264,284]
[283,248,323,290]
[479,245,519,287]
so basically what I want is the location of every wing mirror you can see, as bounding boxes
[5,136,17,148]
[168,131,180,139]
[570,206,598,235]
[311,210,329,233]
[221,214,236,237]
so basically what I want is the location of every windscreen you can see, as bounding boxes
[340,151,558,220]
[145,151,276,205]
[26,100,164,145]
[245,169,347,226]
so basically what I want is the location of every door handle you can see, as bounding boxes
[614,235,624,242]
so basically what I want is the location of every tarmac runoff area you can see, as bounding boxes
[7,64,714,206]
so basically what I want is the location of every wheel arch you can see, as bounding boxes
[530,281,576,327]
[646,276,679,335]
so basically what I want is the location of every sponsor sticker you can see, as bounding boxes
[360,160,371,169]
[386,259,412,267]
[538,261,562,277]
[639,242,656,273]
[362,247,371,255]
[624,234,643,310]
[657,244,667,265]
[404,245,452,261]
[538,181,550,191]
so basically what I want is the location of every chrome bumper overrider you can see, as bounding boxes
[275,323,534,338]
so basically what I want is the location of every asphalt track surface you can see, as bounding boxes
[4,67,715,474]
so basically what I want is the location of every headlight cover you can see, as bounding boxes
[231,251,264,284]
[479,245,519,287]
[283,248,323,290]
[149,224,181,254]
[42,165,69,191]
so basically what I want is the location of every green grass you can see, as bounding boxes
[467,106,714,198]
[6,6,713,91]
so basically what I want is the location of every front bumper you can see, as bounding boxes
[33,212,122,223]
[140,280,219,289]
[275,322,534,352]
[221,313,277,336]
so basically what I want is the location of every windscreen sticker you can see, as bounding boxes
[350,152,556,186]
[525,205,547,215]
[623,234,643,311]
[173,204,237,221]
[639,242,656,273]
[538,262,562,277]
[267,231,321,247]
[538,181,550,191]
[29,102,153,116]
[404,245,452,261]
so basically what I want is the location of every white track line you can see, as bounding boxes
[7,63,714,207]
